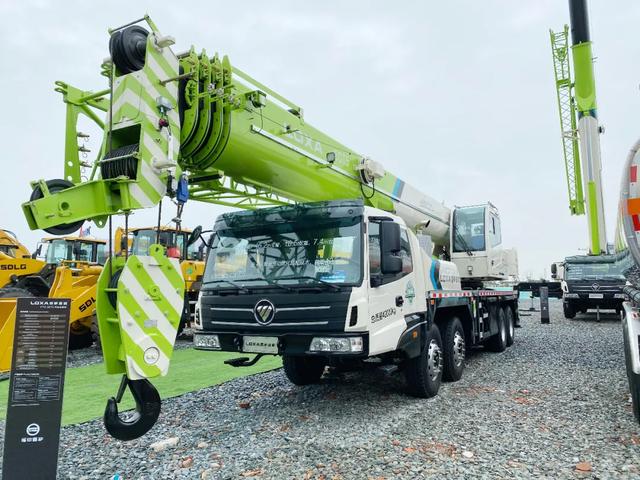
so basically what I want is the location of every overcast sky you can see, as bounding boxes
[2,1,640,279]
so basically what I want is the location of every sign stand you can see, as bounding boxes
[540,287,550,324]
[2,297,70,480]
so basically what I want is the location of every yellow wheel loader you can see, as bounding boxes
[115,226,205,334]
[0,234,106,372]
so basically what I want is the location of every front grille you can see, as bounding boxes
[200,290,352,333]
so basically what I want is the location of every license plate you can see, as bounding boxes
[243,336,278,354]
[588,293,604,299]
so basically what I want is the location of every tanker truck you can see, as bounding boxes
[20,16,517,440]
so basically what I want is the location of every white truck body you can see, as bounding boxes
[194,200,518,395]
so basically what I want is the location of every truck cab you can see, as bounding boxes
[450,203,518,284]
[194,200,517,397]
[556,252,630,318]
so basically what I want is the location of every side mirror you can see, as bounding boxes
[32,243,42,259]
[380,222,402,275]
[187,225,203,246]
[550,263,557,279]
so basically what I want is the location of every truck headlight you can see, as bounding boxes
[309,336,363,353]
[615,294,626,299]
[194,334,221,350]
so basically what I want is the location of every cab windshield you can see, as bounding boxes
[131,229,186,259]
[204,217,363,287]
[44,240,101,264]
[566,261,627,281]
[453,206,486,252]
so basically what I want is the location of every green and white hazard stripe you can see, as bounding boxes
[107,30,181,209]
[116,247,185,380]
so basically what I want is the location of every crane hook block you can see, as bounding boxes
[104,376,161,441]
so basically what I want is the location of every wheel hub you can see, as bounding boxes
[453,331,465,367]
[427,339,443,381]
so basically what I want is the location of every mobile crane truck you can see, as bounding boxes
[549,0,627,319]
[20,16,518,440]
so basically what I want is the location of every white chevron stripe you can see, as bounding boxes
[140,159,167,197]
[119,310,170,376]
[128,182,156,207]
[137,66,179,126]
[147,257,183,314]
[110,89,141,120]
[120,275,177,346]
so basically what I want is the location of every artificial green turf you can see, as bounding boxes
[0,349,282,425]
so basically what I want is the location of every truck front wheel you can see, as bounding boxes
[442,317,465,382]
[405,323,443,398]
[563,301,576,319]
[283,355,325,385]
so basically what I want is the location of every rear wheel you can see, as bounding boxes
[68,332,93,350]
[504,306,515,347]
[563,301,576,319]
[442,317,465,382]
[405,323,443,397]
[487,306,507,352]
[283,356,325,385]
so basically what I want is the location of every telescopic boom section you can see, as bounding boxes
[567,0,607,254]
[21,18,451,248]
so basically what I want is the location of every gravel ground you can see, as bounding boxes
[3,299,640,479]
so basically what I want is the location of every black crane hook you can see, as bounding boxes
[104,375,161,441]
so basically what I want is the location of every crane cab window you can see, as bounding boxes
[489,214,502,247]
[453,206,486,252]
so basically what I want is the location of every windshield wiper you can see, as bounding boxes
[276,275,340,291]
[240,276,295,292]
[202,279,249,293]
[454,230,474,256]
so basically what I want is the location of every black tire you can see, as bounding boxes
[176,294,190,338]
[68,332,93,350]
[623,319,640,424]
[487,306,507,352]
[283,356,325,385]
[0,287,34,299]
[29,179,83,236]
[504,306,515,347]
[563,301,576,319]
[405,323,443,398]
[91,315,102,352]
[442,317,465,382]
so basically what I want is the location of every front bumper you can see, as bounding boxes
[194,331,370,357]
[564,293,625,307]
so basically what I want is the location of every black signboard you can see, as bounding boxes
[540,286,550,324]
[2,297,70,480]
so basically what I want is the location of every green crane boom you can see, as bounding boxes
[550,25,585,216]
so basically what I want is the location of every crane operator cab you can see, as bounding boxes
[450,203,518,283]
